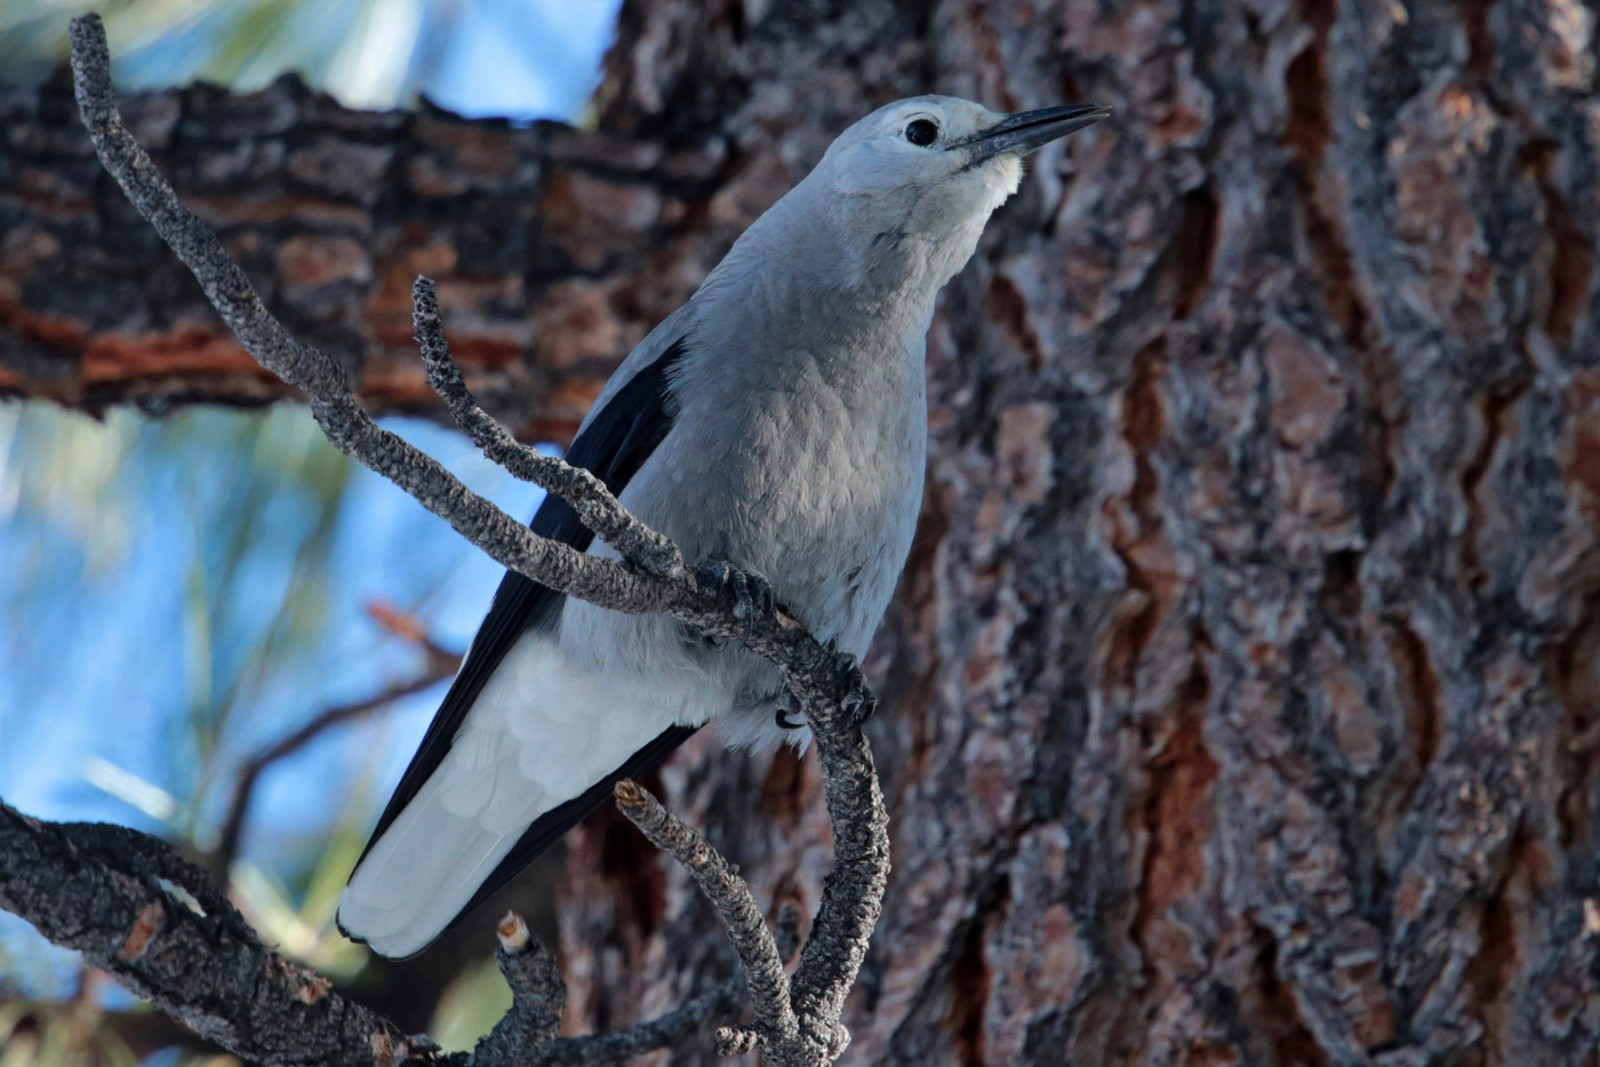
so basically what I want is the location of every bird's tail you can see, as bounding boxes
[338,638,699,959]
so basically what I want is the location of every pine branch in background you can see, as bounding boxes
[210,658,461,879]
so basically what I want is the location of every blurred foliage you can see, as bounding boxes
[428,957,515,1054]
[0,405,389,1065]
[0,0,452,107]
[0,994,138,1067]
[0,0,622,119]
[0,404,351,832]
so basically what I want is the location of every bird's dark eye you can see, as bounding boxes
[904,119,939,147]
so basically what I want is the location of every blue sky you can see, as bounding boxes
[429,0,620,118]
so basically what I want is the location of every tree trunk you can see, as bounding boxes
[8,0,1600,1063]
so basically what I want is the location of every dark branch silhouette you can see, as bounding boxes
[210,662,459,878]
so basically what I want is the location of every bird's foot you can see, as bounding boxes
[696,557,777,647]
[828,642,877,726]
[775,706,806,731]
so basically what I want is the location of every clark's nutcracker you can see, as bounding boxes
[339,95,1108,958]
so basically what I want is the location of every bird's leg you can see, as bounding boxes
[827,641,878,725]
[695,557,778,648]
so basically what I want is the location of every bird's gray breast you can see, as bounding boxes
[556,249,936,743]
[648,328,928,651]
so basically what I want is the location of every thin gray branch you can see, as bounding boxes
[65,20,345,401]
[785,725,890,1060]
[614,779,800,1045]
[539,976,742,1066]
[477,909,806,1067]
[68,15,665,622]
[64,13,853,703]
[411,278,685,580]
[610,742,887,1065]
[536,868,805,1066]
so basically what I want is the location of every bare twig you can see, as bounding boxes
[0,14,899,1067]
[614,763,881,1065]
[535,895,803,1065]
[366,601,461,667]
[615,779,799,1044]
[466,915,566,1063]
[538,976,743,1066]
[211,665,459,877]
[412,278,685,580]
[70,16,666,619]
[482,908,797,1067]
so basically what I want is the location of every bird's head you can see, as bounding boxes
[806,95,1110,287]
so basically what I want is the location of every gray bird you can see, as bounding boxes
[338,95,1108,958]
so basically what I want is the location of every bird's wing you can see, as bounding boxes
[355,331,696,873]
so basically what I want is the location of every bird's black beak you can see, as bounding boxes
[960,103,1111,163]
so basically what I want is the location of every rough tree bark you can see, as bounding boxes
[5,1,1600,1064]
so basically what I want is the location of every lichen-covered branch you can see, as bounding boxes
[0,801,785,1067]
[0,801,430,1066]
[464,915,567,1064]
[613,747,890,1066]
[615,780,800,1048]
[784,722,889,1059]
[411,277,685,580]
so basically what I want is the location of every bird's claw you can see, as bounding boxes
[775,706,806,731]
[697,557,777,647]
[829,643,877,725]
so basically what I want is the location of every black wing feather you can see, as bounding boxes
[351,338,695,905]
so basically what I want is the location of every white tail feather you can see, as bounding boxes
[338,632,700,958]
